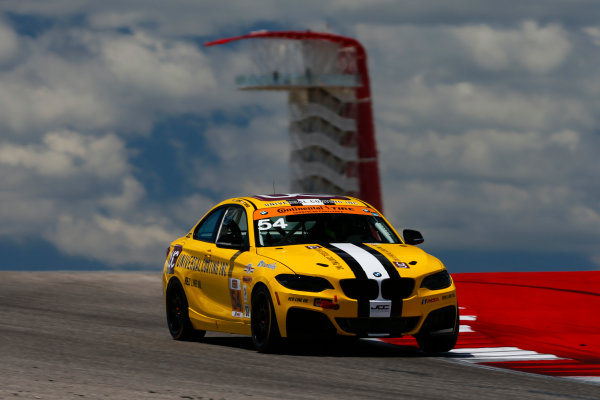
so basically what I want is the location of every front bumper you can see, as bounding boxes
[273,284,458,338]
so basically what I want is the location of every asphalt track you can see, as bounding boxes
[1,272,598,400]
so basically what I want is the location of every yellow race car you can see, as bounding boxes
[162,194,458,353]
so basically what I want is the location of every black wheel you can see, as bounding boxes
[251,286,281,353]
[416,309,459,353]
[166,279,206,341]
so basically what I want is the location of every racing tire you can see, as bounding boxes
[166,279,206,341]
[251,286,281,353]
[415,310,459,353]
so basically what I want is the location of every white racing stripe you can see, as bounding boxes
[331,243,389,281]
[331,243,391,318]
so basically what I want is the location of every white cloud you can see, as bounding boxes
[454,21,571,73]
[0,2,599,269]
[101,31,216,98]
[0,130,128,178]
[0,19,18,64]
[583,26,600,46]
[49,214,174,266]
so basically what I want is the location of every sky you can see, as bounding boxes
[0,0,599,273]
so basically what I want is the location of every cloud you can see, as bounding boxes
[0,130,128,178]
[49,214,174,266]
[454,21,571,73]
[0,19,18,64]
[1,2,600,270]
[0,26,220,137]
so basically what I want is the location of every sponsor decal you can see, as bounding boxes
[363,209,370,212]
[230,280,242,313]
[178,254,229,276]
[372,213,379,216]
[229,278,241,290]
[184,277,201,289]
[442,293,456,301]
[314,248,344,270]
[243,285,248,303]
[230,290,242,312]
[244,304,250,318]
[242,275,252,283]
[244,264,255,274]
[201,258,228,276]
[167,244,183,274]
[314,298,339,310]
[232,311,243,318]
[373,272,382,277]
[263,201,288,207]
[231,199,251,208]
[257,260,276,270]
[393,262,410,269]
[255,205,376,219]
[306,245,322,249]
[288,296,309,303]
[254,194,349,201]
[422,297,440,305]
[369,300,392,317]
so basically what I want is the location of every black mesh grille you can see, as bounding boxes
[381,278,415,299]
[340,278,415,300]
[336,316,420,336]
[339,279,379,300]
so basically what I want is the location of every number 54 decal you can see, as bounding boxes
[258,218,288,230]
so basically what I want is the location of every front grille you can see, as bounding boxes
[381,278,415,299]
[336,316,420,336]
[339,279,379,300]
[340,278,415,300]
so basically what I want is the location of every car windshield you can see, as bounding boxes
[254,213,401,247]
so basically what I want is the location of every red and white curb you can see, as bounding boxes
[454,310,600,384]
[380,307,600,384]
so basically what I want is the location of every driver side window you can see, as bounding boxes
[193,208,225,242]
[216,206,248,246]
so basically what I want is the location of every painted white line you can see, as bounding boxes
[568,376,600,384]
[460,315,477,321]
[459,325,474,332]
[450,347,522,353]
[448,346,563,363]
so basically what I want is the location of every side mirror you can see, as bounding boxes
[403,229,424,245]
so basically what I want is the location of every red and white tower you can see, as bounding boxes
[205,31,383,211]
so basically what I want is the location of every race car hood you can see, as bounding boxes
[256,243,444,279]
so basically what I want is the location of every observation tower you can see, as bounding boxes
[205,30,383,211]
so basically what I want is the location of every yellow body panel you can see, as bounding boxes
[162,194,458,339]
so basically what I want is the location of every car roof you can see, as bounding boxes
[233,194,374,210]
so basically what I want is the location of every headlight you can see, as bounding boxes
[275,274,334,292]
[420,270,452,290]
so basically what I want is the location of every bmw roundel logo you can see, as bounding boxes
[373,272,382,277]
[260,211,268,215]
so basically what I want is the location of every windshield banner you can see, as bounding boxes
[253,205,378,220]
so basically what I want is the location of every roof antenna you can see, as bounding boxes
[272,180,276,194]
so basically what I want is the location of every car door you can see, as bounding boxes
[211,206,254,327]
[181,206,226,321]
[185,205,251,324]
